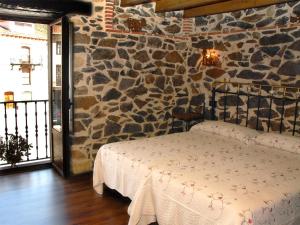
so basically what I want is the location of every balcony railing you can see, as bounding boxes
[0,100,50,167]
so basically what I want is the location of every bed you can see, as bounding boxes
[94,123,300,225]
[93,82,300,225]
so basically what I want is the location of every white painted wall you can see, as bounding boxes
[0,36,48,102]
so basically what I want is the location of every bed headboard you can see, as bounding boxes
[210,81,300,136]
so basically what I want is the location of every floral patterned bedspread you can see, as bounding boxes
[93,130,300,225]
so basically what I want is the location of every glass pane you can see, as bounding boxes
[51,22,62,131]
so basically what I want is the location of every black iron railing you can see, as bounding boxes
[0,100,50,166]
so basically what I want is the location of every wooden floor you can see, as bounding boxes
[0,168,130,225]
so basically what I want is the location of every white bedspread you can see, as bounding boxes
[93,130,300,225]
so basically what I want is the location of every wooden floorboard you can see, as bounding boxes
[0,168,130,225]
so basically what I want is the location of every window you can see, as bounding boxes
[22,73,31,85]
[56,65,62,86]
[56,41,61,55]
[14,22,33,28]
[4,91,14,109]
[22,91,32,100]
[20,46,31,85]
[20,46,30,63]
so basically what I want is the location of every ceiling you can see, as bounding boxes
[0,0,92,24]
[121,0,294,18]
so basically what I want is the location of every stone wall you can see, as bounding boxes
[70,0,105,174]
[112,0,184,35]
[71,1,203,173]
[70,0,215,175]
[190,24,300,134]
[71,31,205,174]
[194,1,300,33]
[69,0,300,174]
[110,0,300,35]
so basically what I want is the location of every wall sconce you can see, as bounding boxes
[202,49,221,66]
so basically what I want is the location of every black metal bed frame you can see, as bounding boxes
[210,81,300,136]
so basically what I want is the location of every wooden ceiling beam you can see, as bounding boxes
[155,0,227,13]
[0,0,92,17]
[0,0,92,24]
[184,0,294,18]
[0,13,55,24]
[120,0,152,7]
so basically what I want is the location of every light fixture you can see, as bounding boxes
[202,49,221,66]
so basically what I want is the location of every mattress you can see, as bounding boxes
[93,130,300,225]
